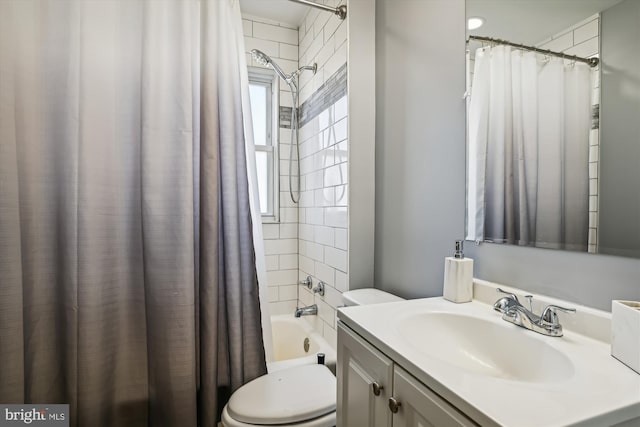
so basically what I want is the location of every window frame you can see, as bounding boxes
[248,66,280,223]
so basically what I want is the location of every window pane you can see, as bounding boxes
[249,83,268,146]
[255,151,269,214]
[248,69,278,221]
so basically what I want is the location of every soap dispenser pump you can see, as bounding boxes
[443,240,473,303]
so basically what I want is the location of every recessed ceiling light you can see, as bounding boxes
[468,17,485,31]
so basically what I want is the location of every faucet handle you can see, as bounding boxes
[540,305,576,327]
[300,276,312,289]
[313,281,325,297]
[496,287,519,303]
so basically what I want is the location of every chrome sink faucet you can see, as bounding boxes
[493,288,576,337]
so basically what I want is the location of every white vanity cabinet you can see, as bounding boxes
[337,322,477,427]
[337,293,640,426]
[337,320,393,427]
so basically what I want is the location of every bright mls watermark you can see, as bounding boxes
[0,405,68,427]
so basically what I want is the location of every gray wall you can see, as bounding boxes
[374,0,467,299]
[599,0,640,258]
[374,0,640,311]
[466,244,640,311]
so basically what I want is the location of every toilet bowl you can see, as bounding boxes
[221,288,403,427]
[221,364,336,427]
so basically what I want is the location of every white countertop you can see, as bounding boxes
[338,296,640,427]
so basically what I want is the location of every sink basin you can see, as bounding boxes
[397,312,574,383]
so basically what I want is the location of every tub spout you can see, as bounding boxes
[294,304,318,318]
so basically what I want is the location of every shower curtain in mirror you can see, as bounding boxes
[0,1,267,426]
[467,45,591,250]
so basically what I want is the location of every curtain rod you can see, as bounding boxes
[468,35,599,68]
[288,0,347,20]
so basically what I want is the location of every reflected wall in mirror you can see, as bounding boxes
[465,0,640,258]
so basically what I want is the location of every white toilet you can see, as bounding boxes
[221,364,336,427]
[221,288,403,427]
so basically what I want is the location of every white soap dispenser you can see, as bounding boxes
[443,240,473,303]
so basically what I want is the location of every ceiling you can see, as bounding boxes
[239,0,308,27]
[467,0,625,45]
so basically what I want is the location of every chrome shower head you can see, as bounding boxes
[251,49,271,67]
[251,49,289,81]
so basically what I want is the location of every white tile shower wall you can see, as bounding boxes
[537,14,600,252]
[242,15,301,315]
[296,4,348,349]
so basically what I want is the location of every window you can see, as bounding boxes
[248,67,279,222]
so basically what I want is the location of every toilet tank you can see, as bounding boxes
[342,288,404,306]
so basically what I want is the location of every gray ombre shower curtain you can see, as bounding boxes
[0,1,267,426]
[467,45,591,250]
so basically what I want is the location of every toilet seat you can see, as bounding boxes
[221,406,335,427]
[222,364,336,427]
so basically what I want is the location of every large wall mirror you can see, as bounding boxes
[465,0,640,258]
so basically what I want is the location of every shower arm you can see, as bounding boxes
[287,0,347,20]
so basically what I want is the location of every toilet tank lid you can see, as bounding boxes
[227,364,336,425]
[342,288,404,306]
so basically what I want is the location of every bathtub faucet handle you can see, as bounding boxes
[313,282,325,297]
[300,276,312,289]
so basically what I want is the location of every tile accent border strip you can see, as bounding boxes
[299,63,348,128]
[278,63,347,130]
[592,104,600,130]
[279,106,293,129]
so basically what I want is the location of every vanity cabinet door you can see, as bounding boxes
[391,366,477,427]
[337,322,394,427]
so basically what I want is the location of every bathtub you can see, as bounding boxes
[267,314,337,374]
